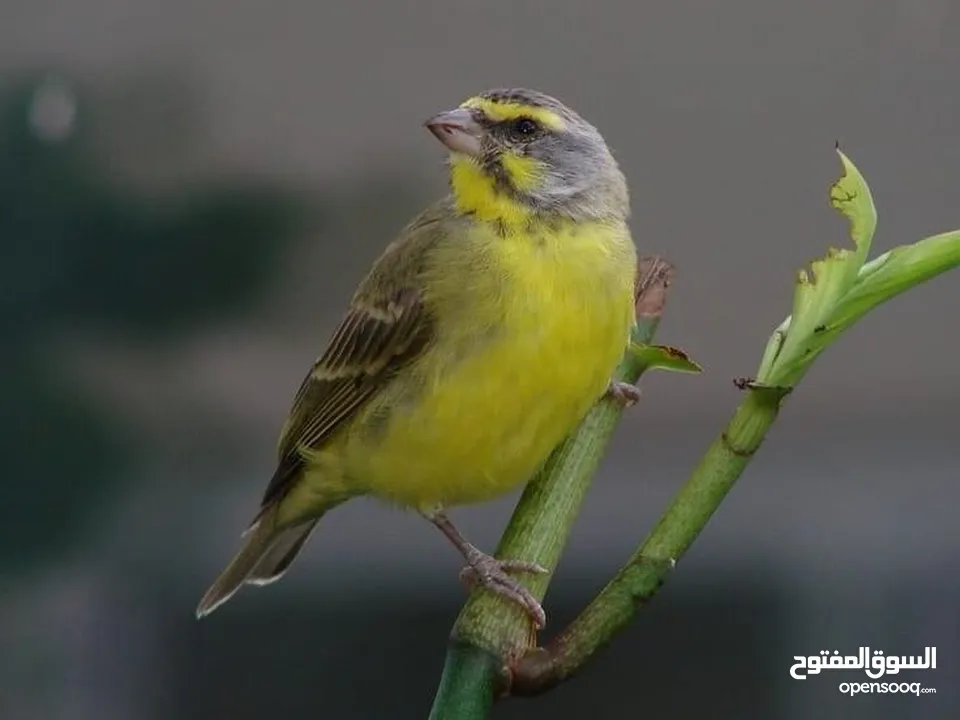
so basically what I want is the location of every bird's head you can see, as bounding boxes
[425,88,628,225]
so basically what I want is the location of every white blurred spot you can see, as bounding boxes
[29,78,77,142]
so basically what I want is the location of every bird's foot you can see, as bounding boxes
[459,549,548,628]
[423,508,548,627]
[607,380,642,407]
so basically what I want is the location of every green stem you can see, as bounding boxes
[427,642,501,720]
[427,258,674,717]
[511,383,789,695]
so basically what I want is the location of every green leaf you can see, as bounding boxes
[630,343,703,374]
[758,149,879,386]
[757,150,960,389]
[830,148,877,281]
[755,317,790,381]
[823,230,960,339]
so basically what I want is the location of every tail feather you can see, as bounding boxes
[196,516,274,618]
[246,520,317,586]
[196,507,318,618]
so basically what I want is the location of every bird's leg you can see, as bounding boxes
[607,379,642,407]
[422,508,548,628]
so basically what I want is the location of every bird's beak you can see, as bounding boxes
[424,108,484,157]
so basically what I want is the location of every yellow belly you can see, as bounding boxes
[303,219,636,512]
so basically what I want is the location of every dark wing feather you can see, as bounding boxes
[257,203,449,511]
[259,288,432,510]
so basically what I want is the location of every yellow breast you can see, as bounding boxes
[336,218,637,510]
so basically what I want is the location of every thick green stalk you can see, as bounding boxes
[511,384,788,694]
[427,258,674,719]
[427,643,500,720]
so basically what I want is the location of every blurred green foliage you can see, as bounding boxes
[1,74,310,571]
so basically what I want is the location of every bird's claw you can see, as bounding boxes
[458,552,548,628]
[607,380,642,407]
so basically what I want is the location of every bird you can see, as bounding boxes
[196,88,639,628]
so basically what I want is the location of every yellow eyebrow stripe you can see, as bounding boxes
[461,97,566,130]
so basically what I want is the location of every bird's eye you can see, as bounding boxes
[510,118,539,137]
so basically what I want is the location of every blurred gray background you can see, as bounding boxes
[1,0,957,718]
